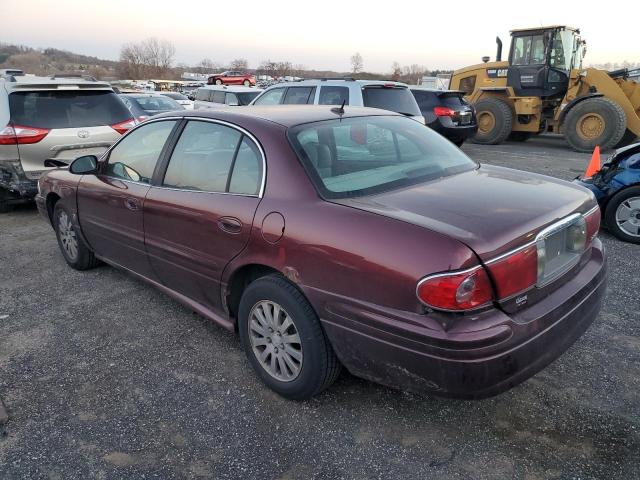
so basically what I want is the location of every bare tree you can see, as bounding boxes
[194,58,222,74]
[229,58,249,71]
[350,52,363,74]
[119,37,176,79]
[390,61,402,81]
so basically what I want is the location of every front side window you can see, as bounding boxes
[319,86,350,105]
[163,121,261,195]
[237,91,261,105]
[195,89,211,101]
[212,91,226,104]
[253,88,285,105]
[226,93,239,105]
[549,30,575,71]
[105,120,176,183]
[289,116,475,198]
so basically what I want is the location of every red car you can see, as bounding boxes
[207,71,256,86]
[36,106,606,400]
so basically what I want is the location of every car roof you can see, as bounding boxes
[154,105,401,128]
[199,85,262,93]
[409,87,466,94]
[260,79,409,90]
[2,75,113,91]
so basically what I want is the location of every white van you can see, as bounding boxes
[194,85,262,110]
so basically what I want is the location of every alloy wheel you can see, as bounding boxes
[615,196,640,237]
[249,300,303,382]
[58,210,79,260]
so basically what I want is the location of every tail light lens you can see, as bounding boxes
[417,266,493,311]
[486,244,538,299]
[433,106,456,117]
[111,118,136,134]
[0,124,50,145]
[584,206,601,243]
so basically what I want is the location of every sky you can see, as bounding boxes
[2,0,638,72]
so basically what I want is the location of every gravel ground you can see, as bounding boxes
[0,135,638,479]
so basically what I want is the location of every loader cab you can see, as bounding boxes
[507,26,584,99]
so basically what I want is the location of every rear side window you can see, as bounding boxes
[105,120,177,184]
[213,91,226,104]
[237,92,261,105]
[132,96,180,111]
[362,87,421,116]
[195,89,211,101]
[283,87,316,105]
[253,88,285,105]
[319,86,349,105]
[163,120,261,195]
[9,91,132,129]
[411,90,438,111]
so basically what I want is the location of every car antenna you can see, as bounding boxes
[331,100,346,115]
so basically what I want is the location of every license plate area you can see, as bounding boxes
[459,112,472,125]
[536,214,587,287]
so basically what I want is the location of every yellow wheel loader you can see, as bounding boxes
[450,26,640,152]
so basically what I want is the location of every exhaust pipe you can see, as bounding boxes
[496,37,503,62]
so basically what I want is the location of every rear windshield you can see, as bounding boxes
[411,90,468,110]
[131,95,181,111]
[288,116,476,199]
[9,91,131,129]
[362,87,421,116]
[237,92,261,105]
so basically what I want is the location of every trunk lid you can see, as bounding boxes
[334,164,596,260]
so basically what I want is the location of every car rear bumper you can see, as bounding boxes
[428,120,478,142]
[312,239,606,399]
[0,161,38,201]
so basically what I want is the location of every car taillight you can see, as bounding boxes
[584,206,601,243]
[111,118,136,134]
[0,124,50,145]
[433,106,456,117]
[417,266,493,311]
[486,244,538,300]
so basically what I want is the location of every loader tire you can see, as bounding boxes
[614,129,639,149]
[564,97,626,152]
[472,98,513,145]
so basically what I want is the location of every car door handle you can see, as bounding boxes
[217,217,242,234]
[124,198,140,211]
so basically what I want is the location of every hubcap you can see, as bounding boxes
[615,196,640,237]
[577,113,605,140]
[478,111,496,134]
[249,300,302,382]
[58,211,79,260]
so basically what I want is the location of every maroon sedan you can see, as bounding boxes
[36,106,606,400]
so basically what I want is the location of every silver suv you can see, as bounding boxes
[250,78,424,123]
[0,75,135,212]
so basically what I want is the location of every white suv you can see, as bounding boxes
[250,78,424,123]
[194,85,262,111]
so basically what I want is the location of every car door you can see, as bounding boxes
[77,119,178,278]
[144,119,264,311]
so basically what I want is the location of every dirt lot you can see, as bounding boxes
[1,135,639,479]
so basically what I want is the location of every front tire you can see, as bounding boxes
[472,97,514,145]
[215,79,223,85]
[564,97,626,152]
[604,186,640,244]
[53,203,99,270]
[238,275,341,400]
[243,80,251,87]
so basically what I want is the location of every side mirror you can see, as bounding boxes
[69,155,98,175]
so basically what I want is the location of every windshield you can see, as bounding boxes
[9,91,132,128]
[288,116,476,199]
[163,92,188,100]
[237,92,261,105]
[132,95,182,111]
[362,87,421,116]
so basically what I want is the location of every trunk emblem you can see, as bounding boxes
[77,130,90,139]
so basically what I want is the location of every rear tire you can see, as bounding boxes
[215,79,223,85]
[604,186,640,244]
[614,129,639,149]
[53,203,99,270]
[238,274,341,400]
[508,131,533,142]
[472,97,513,145]
[564,97,626,152]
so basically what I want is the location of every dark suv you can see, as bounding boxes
[410,88,477,146]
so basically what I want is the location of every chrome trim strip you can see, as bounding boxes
[534,213,582,242]
[484,240,537,265]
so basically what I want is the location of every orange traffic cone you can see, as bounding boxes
[584,146,601,178]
